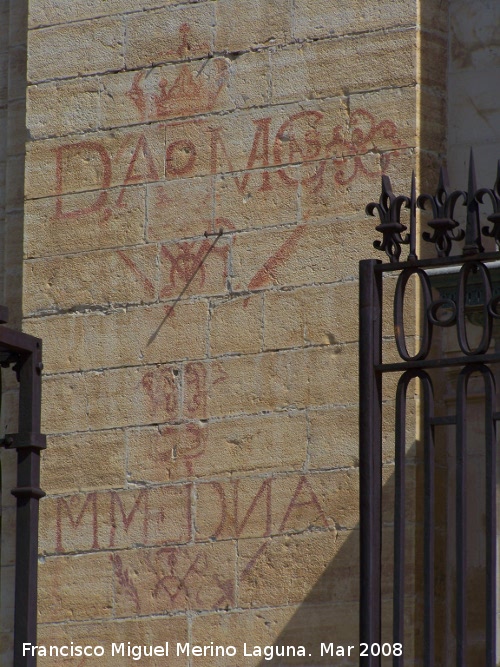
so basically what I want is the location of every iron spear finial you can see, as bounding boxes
[463,148,483,255]
[477,158,500,247]
[367,175,408,262]
[418,165,465,257]
[408,170,417,261]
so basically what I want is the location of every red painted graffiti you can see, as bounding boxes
[116,250,155,296]
[237,475,331,578]
[183,361,228,420]
[199,475,330,543]
[327,108,404,184]
[161,423,208,476]
[184,362,207,417]
[111,553,141,613]
[54,486,190,554]
[54,141,112,224]
[56,493,99,553]
[155,60,229,119]
[112,544,235,613]
[247,223,307,290]
[165,23,210,60]
[149,547,209,604]
[141,366,178,416]
[126,26,228,122]
[160,239,229,298]
[52,108,404,219]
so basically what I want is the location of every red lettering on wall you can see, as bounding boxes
[117,134,159,205]
[184,362,207,417]
[109,490,149,547]
[209,118,272,193]
[142,367,178,416]
[160,238,229,298]
[111,553,141,613]
[209,126,233,175]
[247,224,307,290]
[278,475,329,532]
[234,478,272,538]
[116,250,156,296]
[54,142,112,223]
[274,110,325,190]
[162,423,208,476]
[327,109,403,184]
[147,547,209,603]
[236,118,272,192]
[126,71,147,121]
[56,493,99,552]
[166,139,197,176]
[52,109,404,229]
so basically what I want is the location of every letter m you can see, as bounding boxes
[109,489,148,547]
[56,492,99,552]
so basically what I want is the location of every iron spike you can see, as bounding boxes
[468,148,477,194]
[463,148,482,254]
[408,171,417,260]
[381,173,394,200]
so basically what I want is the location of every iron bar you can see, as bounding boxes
[374,251,500,273]
[479,366,497,667]
[359,259,383,667]
[418,165,465,258]
[422,373,435,667]
[455,368,467,667]
[393,373,408,666]
[453,365,495,666]
[463,150,482,255]
[477,160,500,244]
[407,171,417,261]
[0,321,45,667]
[394,371,435,667]
[456,262,492,355]
[0,326,42,354]
[12,343,46,667]
[377,352,500,373]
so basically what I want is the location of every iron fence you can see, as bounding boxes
[360,152,500,666]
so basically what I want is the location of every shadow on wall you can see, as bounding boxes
[253,526,361,667]
[251,457,421,667]
[252,386,493,667]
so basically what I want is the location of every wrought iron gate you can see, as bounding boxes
[360,153,500,666]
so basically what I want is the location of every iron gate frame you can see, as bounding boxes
[0,306,45,667]
[359,153,500,666]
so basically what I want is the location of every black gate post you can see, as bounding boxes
[359,258,382,666]
[0,315,45,667]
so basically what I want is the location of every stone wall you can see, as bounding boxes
[0,0,450,664]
